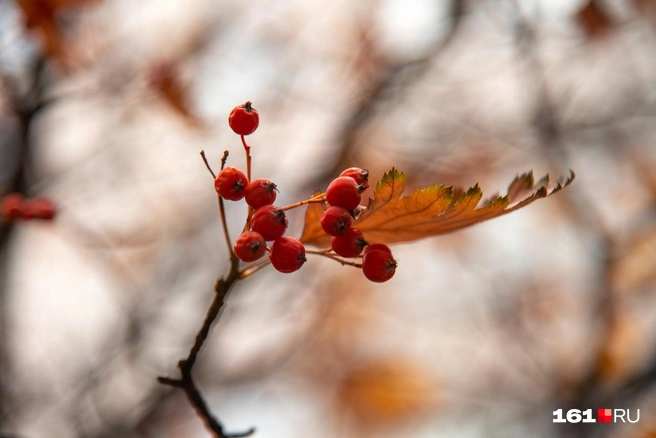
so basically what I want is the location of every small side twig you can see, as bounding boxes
[238,257,271,279]
[306,249,362,268]
[281,193,326,211]
[200,150,217,179]
[220,150,229,170]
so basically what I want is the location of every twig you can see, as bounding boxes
[281,193,326,211]
[306,249,362,268]
[200,150,217,179]
[238,257,271,279]
[217,151,234,257]
[158,254,255,437]
[220,150,229,171]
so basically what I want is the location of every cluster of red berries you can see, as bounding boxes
[217,101,397,282]
[322,169,397,283]
[1,193,56,222]
[216,165,306,273]
[218,102,306,273]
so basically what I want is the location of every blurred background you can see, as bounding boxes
[1,0,656,437]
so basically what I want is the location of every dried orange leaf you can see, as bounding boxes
[300,168,575,247]
[148,61,202,127]
[17,0,100,63]
[576,0,613,38]
[337,359,436,422]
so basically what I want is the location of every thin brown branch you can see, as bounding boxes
[238,257,271,280]
[158,353,255,438]
[220,150,229,170]
[281,193,326,211]
[306,249,362,268]
[217,151,234,257]
[200,150,217,179]
[157,216,253,436]
[185,267,238,367]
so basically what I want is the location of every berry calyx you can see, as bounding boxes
[1,193,25,222]
[234,231,267,262]
[331,228,368,258]
[269,236,306,273]
[340,167,369,188]
[215,166,248,201]
[244,178,277,209]
[250,205,288,241]
[320,206,352,236]
[362,249,397,283]
[364,243,392,256]
[326,176,364,211]
[228,101,259,136]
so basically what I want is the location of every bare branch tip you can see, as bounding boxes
[220,150,230,170]
[157,376,183,388]
[200,150,217,179]
[227,427,257,438]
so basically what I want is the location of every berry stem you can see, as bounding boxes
[306,249,362,268]
[199,150,216,179]
[238,257,272,279]
[281,193,326,211]
[240,135,251,182]
[218,196,234,257]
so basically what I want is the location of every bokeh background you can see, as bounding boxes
[1,0,656,437]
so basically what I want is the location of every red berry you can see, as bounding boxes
[331,228,367,258]
[340,167,369,188]
[234,231,267,262]
[1,193,26,222]
[362,249,397,283]
[269,237,306,273]
[326,176,363,211]
[215,166,248,201]
[29,197,56,220]
[228,101,259,136]
[251,205,288,241]
[364,243,392,256]
[244,178,277,209]
[320,206,352,236]
[18,202,37,220]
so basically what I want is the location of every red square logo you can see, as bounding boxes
[598,409,612,423]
